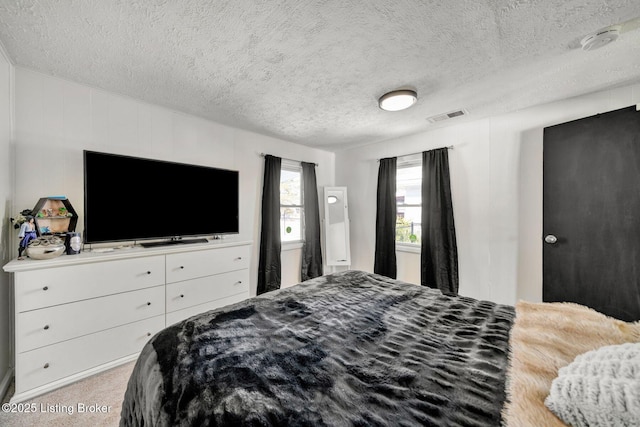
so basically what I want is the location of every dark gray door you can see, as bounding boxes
[543,106,640,322]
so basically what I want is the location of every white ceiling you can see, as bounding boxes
[0,1,639,151]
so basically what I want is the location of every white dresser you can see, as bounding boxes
[3,240,252,403]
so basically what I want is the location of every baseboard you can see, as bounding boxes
[0,366,14,403]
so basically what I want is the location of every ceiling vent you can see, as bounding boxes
[581,25,620,51]
[427,109,468,123]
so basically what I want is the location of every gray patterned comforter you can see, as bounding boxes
[120,270,514,426]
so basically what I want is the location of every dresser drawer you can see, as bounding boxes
[15,255,165,312]
[166,269,249,313]
[17,285,165,353]
[166,293,249,327]
[15,315,165,394]
[166,245,250,283]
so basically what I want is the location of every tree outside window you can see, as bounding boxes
[396,161,421,244]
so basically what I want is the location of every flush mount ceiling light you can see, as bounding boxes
[581,25,621,51]
[378,90,417,111]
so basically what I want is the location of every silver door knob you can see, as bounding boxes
[544,234,558,244]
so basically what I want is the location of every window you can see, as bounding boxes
[280,162,304,242]
[396,158,421,244]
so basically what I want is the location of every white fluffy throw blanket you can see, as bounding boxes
[502,301,640,426]
[545,342,640,427]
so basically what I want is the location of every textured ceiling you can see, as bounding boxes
[0,1,639,151]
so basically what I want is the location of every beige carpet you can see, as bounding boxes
[0,361,135,427]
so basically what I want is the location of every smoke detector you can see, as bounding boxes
[581,25,621,51]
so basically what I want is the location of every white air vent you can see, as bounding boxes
[427,109,468,123]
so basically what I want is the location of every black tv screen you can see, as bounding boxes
[83,150,239,244]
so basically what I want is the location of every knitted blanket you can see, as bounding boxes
[503,300,640,426]
[545,342,640,427]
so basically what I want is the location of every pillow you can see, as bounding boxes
[502,301,640,427]
[544,342,640,427]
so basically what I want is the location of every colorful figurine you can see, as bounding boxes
[18,215,37,259]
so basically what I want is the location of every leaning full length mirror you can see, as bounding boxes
[324,187,351,266]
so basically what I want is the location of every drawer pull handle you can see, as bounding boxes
[44,325,50,330]
[180,266,185,269]
[235,257,242,261]
[147,302,151,306]
[147,332,151,337]
[44,363,50,369]
[43,286,49,291]
[235,281,242,285]
[147,271,151,275]
[180,294,184,298]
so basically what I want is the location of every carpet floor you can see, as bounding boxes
[0,361,135,426]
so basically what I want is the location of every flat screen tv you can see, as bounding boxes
[83,150,239,245]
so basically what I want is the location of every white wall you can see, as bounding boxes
[12,67,335,295]
[0,44,13,399]
[336,83,640,305]
[7,64,640,309]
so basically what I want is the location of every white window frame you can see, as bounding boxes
[280,160,305,247]
[396,155,422,251]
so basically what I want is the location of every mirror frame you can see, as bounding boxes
[323,186,351,266]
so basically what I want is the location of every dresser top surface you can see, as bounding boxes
[3,239,252,273]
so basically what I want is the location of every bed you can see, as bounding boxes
[120,270,640,426]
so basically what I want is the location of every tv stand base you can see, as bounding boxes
[140,238,208,248]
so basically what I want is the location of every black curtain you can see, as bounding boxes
[421,148,459,294]
[257,155,282,295]
[374,157,397,278]
[301,162,323,281]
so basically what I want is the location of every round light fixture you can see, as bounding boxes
[378,89,417,111]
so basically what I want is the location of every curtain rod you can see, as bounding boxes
[259,153,318,166]
[377,145,454,162]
